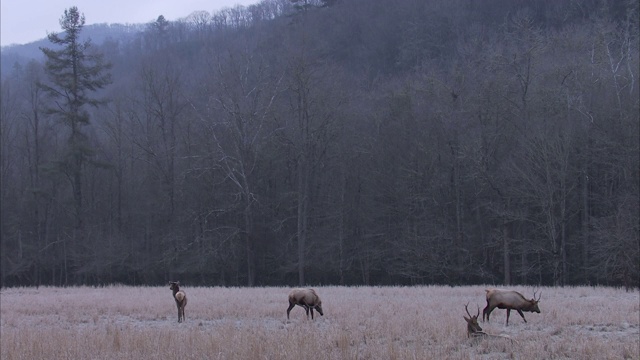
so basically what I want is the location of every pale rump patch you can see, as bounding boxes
[169,281,187,323]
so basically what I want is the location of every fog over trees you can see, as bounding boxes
[1,0,638,288]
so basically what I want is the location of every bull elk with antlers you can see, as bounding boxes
[483,289,541,326]
[464,303,483,338]
[464,303,517,342]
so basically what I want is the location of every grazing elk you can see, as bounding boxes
[464,303,483,338]
[286,288,324,320]
[483,288,541,326]
[169,281,187,323]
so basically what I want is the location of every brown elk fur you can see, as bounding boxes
[463,303,483,338]
[169,281,187,323]
[483,288,541,326]
[287,288,323,320]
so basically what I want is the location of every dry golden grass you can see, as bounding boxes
[1,285,638,359]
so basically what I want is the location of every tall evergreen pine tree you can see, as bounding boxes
[40,7,112,230]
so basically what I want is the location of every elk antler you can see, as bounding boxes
[533,289,542,302]
[465,302,473,318]
[464,302,480,317]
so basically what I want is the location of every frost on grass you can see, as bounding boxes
[1,285,638,360]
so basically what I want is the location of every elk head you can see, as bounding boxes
[530,290,542,313]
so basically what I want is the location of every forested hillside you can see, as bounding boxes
[1,0,638,288]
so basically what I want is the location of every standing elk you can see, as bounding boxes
[483,288,541,326]
[286,288,324,320]
[169,281,187,323]
[464,303,483,338]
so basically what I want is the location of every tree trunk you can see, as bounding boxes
[520,252,528,284]
[561,221,567,286]
[244,201,255,286]
[297,155,309,286]
[451,139,464,275]
[503,225,511,285]
[338,170,346,285]
[581,150,590,283]
[71,124,84,232]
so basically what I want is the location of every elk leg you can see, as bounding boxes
[286,303,295,319]
[483,306,491,322]
[506,309,511,326]
[516,309,527,322]
[310,308,314,319]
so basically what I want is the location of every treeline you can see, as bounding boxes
[1,0,638,288]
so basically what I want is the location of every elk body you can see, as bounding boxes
[286,288,324,320]
[483,289,541,326]
[169,281,187,323]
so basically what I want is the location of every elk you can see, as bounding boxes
[483,288,541,326]
[464,303,483,338]
[169,281,187,323]
[464,303,517,343]
[286,288,324,320]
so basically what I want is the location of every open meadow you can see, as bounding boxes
[1,285,638,360]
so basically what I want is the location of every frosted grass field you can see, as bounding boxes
[1,285,638,359]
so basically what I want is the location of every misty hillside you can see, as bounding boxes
[1,0,638,288]
[1,23,145,75]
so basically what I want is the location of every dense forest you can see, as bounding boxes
[1,0,638,288]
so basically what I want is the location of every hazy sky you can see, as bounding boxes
[1,0,259,46]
